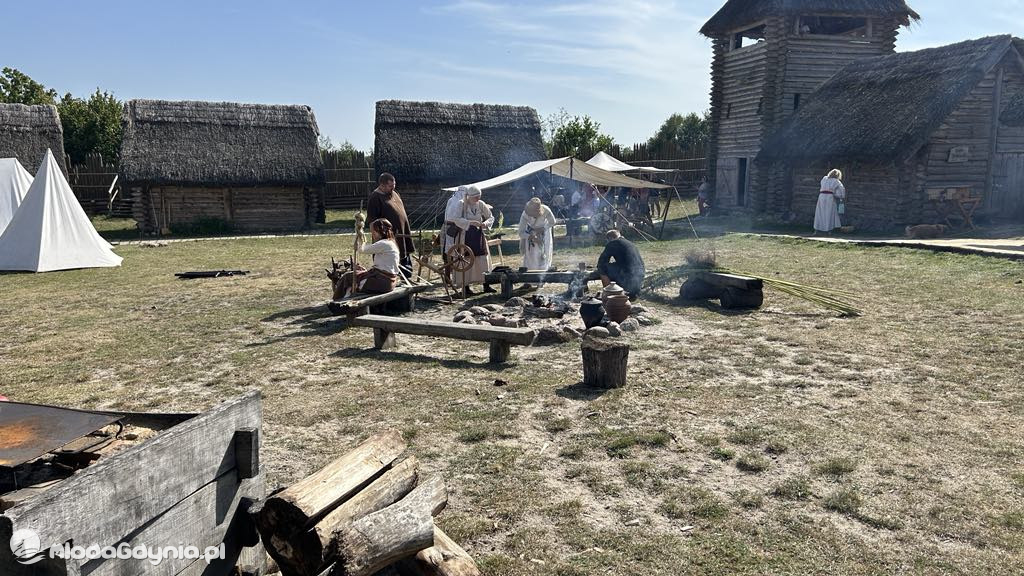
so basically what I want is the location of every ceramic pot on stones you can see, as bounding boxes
[579,297,605,329]
[600,282,626,301]
[604,293,632,323]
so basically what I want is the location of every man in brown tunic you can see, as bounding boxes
[367,172,414,273]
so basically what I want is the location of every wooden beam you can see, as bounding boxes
[0,392,263,576]
[350,315,535,346]
[329,285,431,313]
[985,66,1005,205]
[235,428,260,480]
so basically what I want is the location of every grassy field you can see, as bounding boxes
[1,226,1022,575]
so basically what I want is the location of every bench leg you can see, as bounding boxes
[373,328,398,350]
[489,340,511,363]
[500,274,513,300]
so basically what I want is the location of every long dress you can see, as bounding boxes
[441,188,465,254]
[519,205,557,270]
[367,188,415,259]
[814,176,846,232]
[445,198,493,288]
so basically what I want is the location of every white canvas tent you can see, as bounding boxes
[0,149,122,272]
[443,157,672,192]
[0,158,32,235]
[585,151,674,173]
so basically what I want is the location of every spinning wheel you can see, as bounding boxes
[446,244,476,272]
[589,212,614,236]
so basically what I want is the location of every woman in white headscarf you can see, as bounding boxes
[519,197,556,271]
[444,185,494,296]
[814,168,846,233]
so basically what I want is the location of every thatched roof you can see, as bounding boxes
[0,103,67,175]
[758,36,1024,164]
[374,100,546,186]
[119,99,324,187]
[701,0,919,36]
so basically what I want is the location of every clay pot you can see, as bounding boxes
[579,297,605,329]
[601,282,626,301]
[604,293,632,323]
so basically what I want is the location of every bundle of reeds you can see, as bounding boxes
[717,267,862,317]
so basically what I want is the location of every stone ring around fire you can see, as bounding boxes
[446,244,476,272]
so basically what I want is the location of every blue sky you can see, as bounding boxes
[2,1,1020,151]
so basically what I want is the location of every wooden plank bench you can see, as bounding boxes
[327,284,432,317]
[484,268,589,299]
[349,314,536,363]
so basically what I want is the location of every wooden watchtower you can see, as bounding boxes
[701,0,919,213]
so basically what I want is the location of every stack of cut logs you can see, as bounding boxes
[252,430,480,576]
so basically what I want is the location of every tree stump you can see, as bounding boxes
[719,287,763,309]
[679,277,723,301]
[581,336,629,389]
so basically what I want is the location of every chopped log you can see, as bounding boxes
[397,526,482,576]
[327,476,448,576]
[581,336,629,389]
[256,431,407,564]
[679,277,724,301]
[719,286,764,309]
[279,457,421,576]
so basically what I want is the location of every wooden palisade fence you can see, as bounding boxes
[322,149,376,211]
[65,153,132,217]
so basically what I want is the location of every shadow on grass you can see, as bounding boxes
[262,304,335,325]
[555,381,613,401]
[329,347,515,371]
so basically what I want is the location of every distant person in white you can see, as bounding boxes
[814,169,846,233]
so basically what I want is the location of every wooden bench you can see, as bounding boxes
[484,268,589,299]
[327,285,432,317]
[349,314,536,363]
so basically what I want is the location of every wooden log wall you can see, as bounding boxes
[789,163,909,230]
[991,61,1024,216]
[134,186,311,234]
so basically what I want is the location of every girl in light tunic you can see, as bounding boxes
[518,197,557,271]
[814,168,846,233]
[444,185,494,296]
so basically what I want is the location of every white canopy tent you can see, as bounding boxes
[0,158,32,235]
[585,151,675,173]
[443,157,672,192]
[0,149,122,272]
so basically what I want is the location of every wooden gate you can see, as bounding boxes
[991,153,1024,218]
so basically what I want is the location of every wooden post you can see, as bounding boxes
[235,428,260,480]
[373,327,398,350]
[581,336,629,389]
[500,272,513,300]
[488,340,511,364]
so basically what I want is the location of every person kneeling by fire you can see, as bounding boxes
[587,229,645,300]
[333,218,402,299]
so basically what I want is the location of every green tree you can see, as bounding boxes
[318,135,369,166]
[0,67,57,105]
[647,111,709,153]
[550,115,614,157]
[57,89,123,164]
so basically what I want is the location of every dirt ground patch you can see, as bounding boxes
[1,233,1022,575]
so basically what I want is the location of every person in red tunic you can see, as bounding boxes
[367,172,415,273]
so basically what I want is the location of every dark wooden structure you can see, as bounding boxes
[0,392,265,576]
[680,271,764,309]
[581,336,629,389]
[120,100,325,234]
[373,100,546,224]
[701,0,918,213]
[758,36,1024,228]
[483,268,588,300]
[349,314,535,363]
[0,103,68,176]
[327,285,432,317]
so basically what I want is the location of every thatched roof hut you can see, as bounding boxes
[700,0,919,36]
[374,100,545,187]
[0,103,67,175]
[758,36,1024,163]
[120,99,325,234]
[120,99,323,187]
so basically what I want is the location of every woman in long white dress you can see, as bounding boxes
[519,197,557,271]
[814,168,846,233]
[444,185,494,296]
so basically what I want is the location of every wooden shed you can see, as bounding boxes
[700,0,918,213]
[0,103,68,176]
[757,36,1024,228]
[373,100,546,223]
[120,100,325,235]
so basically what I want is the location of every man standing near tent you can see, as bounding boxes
[587,229,645,299]
[368,173,415,273]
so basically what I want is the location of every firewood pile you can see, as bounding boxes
[252,430,480,576]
